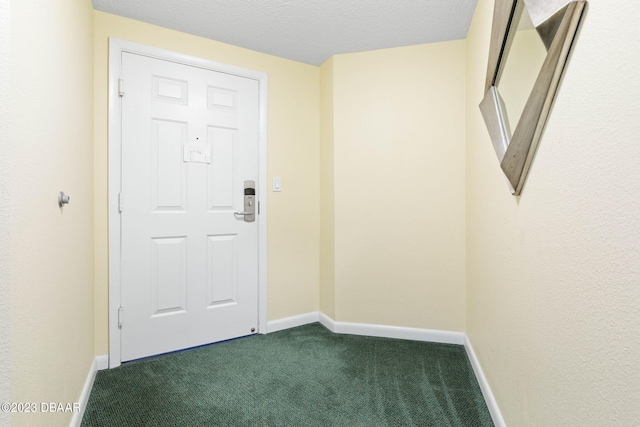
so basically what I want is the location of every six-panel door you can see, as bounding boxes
[120,52,259,362]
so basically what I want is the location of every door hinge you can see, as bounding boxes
[118,78,124,97]
[118,306,123,329]
[118,192,123,213]
[258,200,260,215]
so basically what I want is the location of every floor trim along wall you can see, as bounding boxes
[71,355,109,427]
[326,318,465,345]
[269,312,505,426]
[96,354,109,371]
[272,311,466,345]
[266,312,320,333]
[463,336,506,427]
[318,312,335,331]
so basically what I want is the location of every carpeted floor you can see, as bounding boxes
[82,323,494,426]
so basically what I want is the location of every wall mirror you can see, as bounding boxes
[480,0,587,195]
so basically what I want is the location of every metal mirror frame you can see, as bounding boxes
[480,0,587,195]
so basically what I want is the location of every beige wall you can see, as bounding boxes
[466,0,640,425]
[9,0,95,425]
[93,12,320,354]
[330,42,467,331]
[0,1,10,424]
[319,57,336,318]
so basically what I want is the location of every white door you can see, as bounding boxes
[120,52,259,362]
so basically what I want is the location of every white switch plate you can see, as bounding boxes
[272,177,281,192]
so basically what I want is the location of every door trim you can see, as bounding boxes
[107,38,268,368]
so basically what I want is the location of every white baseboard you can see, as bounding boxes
[96,354,109,371]
[464,335,506,427]
[266,312,319,333]
[270,311,465,346]
[318,312,335,331]
[69,356,99,427]
[321,314,465,345]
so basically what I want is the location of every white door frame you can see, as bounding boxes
[107,38,268,368]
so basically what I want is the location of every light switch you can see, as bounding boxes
[272,177,281,192]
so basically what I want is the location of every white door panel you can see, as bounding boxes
[120,52,259,362]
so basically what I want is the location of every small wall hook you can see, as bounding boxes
[58,191,70,207]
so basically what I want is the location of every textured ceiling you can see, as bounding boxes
[92,0,478,66]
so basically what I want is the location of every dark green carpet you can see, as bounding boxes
[82,323,493,426]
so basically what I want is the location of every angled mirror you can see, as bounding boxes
[480,0,587,195]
